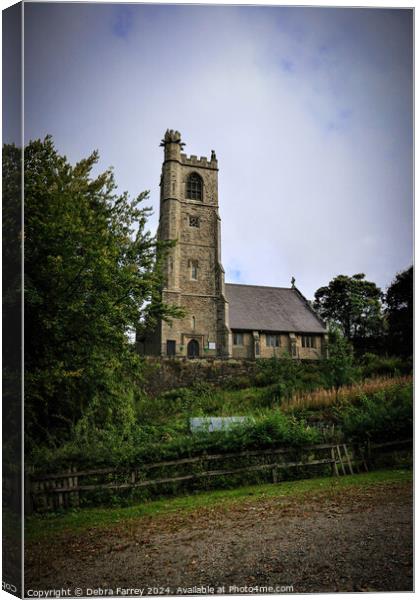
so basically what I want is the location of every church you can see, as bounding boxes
[140,130,328,360]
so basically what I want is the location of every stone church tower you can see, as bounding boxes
[149,129,230,358]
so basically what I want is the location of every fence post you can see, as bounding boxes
[336,445,346,475]
[272,466,278,484]
[331,447,339,476]
[58,474,63,509]
[73,466,80,507]
[342,444,354,475]
[367,440,372,468]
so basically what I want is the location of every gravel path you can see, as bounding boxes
[25,480,413,595]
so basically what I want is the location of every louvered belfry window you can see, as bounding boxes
[186,173,203,201]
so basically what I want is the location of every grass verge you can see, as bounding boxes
[25,468,412,542]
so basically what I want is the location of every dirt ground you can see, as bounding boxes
[25,480,413,595]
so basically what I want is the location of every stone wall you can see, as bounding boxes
[141,357,259,397]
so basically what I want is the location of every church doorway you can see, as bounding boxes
[187,339,200,358]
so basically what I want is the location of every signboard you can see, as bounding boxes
[190,416,254,433]
[208,342,216,350]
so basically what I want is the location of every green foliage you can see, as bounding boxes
[2,144,22,463]
[338,383,412,443]
[255,354,326,395]
[385,266,413,357]
[314,273,383,340]
[30,411,320,473]
[321,327,357,389]
[21,137,182,448]
[359,353,412,379]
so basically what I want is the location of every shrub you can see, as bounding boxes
[255,355,327,397]
[338,383,412,443]
[321,328,358,390]
[359,353,412,379]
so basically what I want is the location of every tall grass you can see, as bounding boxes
[282,375,413,413]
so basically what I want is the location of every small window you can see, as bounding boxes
[233,332,244,346]
[186,173,203,201]
[189,215,200,228]
[302,335,316,348]
[167,340,176,356]
[266,334,280,347]
[189,260,198,280]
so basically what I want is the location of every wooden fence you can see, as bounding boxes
[27,439,412,513]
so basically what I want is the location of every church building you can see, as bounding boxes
[140,130,328,359]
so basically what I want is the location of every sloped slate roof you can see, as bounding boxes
[225,284,326,333]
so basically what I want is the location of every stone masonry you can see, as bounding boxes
[142,129,230,358]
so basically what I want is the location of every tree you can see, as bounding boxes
[21,136,181,446]
[3,143,22,463]
[385,266,413,356]
[313,274,383,342]
[322,326,356,390]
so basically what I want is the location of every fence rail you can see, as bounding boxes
[26,438,412,513]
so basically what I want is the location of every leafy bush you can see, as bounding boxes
[255,355,327,395]
[337,383,412,443]
[321,328,359,389]
[359,353,412,379]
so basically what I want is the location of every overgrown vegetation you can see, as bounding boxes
[339,383,413,443]
[30,410,321,472]
[30,370,412,475]
[283,375,412,413]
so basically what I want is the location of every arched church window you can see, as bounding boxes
[186,173,203,201]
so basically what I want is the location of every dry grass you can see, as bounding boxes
[283,375,413,413]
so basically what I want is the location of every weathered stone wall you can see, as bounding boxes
[141,357,259,397]
[161,293,220,357]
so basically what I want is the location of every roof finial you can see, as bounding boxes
[291,276,296,288]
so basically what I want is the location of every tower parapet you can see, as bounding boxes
[180,152,218,170]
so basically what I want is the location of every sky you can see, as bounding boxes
[16,2,413,299]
